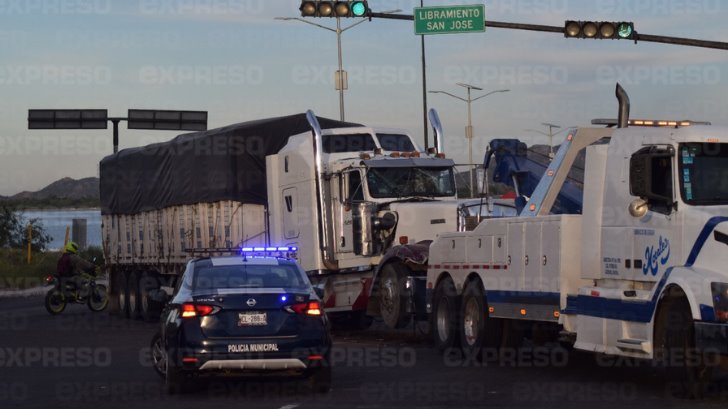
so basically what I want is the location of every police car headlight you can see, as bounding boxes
[710,282,728,322]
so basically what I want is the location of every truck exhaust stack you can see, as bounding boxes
[616,83,630,128]
[305,110,338,271]
[428,109,444,153]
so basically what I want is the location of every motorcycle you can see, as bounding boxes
[44,269,108,315]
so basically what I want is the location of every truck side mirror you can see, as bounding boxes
[629,148,675,210]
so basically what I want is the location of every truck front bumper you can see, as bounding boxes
[695,321,728,355]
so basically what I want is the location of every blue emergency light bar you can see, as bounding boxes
[240,246,298,259]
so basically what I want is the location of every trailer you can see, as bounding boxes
[100,111,516,326]
[425,85,728,397]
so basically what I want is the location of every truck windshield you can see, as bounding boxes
[366,167,456,198]
[376,133,416,152]
[679,143,728,205]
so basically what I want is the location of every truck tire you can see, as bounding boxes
[432,277,460,352]
[460,280,500,360]
[139,272,161,322]
[379,263,410,329]
[654,292,712,399]
[128,271,141,320]
[117,271,130,318]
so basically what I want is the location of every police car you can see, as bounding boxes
[151,247,332,394]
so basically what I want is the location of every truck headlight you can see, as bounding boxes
[710,282,728,322]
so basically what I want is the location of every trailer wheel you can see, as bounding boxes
[460,280,500,360]
[655,291,713,399]
[116,271,130,318]
[379,263,410,329]
[128,271,141,319]
[139,272,161,322]
[432,277,459,352]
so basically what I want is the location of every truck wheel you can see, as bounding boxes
[379,263,410,329]
[432,278,460,352]
[128,271,141,319]
[655,293,712,399]
[460,280,500,360]
[139,272,161,322]
[117,271,130,318]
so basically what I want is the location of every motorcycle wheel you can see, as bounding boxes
[45,289,66,315]
[87,284,109,312]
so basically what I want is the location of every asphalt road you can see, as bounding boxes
[1,294,728,409]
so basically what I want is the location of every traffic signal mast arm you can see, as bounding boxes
[369,11,728,51]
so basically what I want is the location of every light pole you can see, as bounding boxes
[524,123,572,160]
[429,86,510,197]
[276,10,400,121]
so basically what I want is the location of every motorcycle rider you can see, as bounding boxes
[56,241,95,300]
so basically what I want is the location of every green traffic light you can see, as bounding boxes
[351,1,367,16]
[617,22,633,38]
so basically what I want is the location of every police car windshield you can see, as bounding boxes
[679,143,728,205]
[192,264,308,291]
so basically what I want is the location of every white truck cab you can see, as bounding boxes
[426,85,728,397]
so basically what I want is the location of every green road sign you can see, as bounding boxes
[414,4,485,35]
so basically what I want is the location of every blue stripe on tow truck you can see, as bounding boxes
[563,217,728,323]
[685,216,728,267]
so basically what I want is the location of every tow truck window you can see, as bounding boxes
[679,143,728,205]
[367,167,456,198]
[323,133,377,153]
[376,133,416,152]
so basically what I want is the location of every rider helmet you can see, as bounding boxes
[64,241,79,254]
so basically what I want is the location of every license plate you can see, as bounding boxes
[238,312,267,326]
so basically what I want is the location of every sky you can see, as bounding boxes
[1,0,727,196]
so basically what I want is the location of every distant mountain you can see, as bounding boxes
[1,177,99,209]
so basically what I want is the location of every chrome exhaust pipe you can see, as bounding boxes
[428,109,444,153]
[616,83,630,128]
[305,110,338,271]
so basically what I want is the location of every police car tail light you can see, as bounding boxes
[181,303,217,318]
[288,301,322,316]
[711,282,728,322]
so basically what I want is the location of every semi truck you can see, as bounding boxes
[99,111,514,327]
[423,85,728,396]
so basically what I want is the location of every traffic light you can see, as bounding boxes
[300,1,370,18]
[564,21,635,40]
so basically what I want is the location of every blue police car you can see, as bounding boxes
[151,247,332,394]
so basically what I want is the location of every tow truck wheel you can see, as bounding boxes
[379,263,410,329]
[432,277,460,352]
[128,271,141,319]
[116,271,129,318]
[655,290,713,399]
[459,280,499,360]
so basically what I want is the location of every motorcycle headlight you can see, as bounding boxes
[710,282,728,322]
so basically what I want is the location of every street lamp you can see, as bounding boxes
[275,9,400,121]
[524,123,573,160]
[429,86,510,197]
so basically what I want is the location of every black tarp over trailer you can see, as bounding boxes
[100,113,359,215]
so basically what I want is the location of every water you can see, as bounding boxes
[22,209,102,250]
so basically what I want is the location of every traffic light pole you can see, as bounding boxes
[369,12,728,51]
[336,17,345,121]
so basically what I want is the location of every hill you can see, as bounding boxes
[0,177,100,209]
